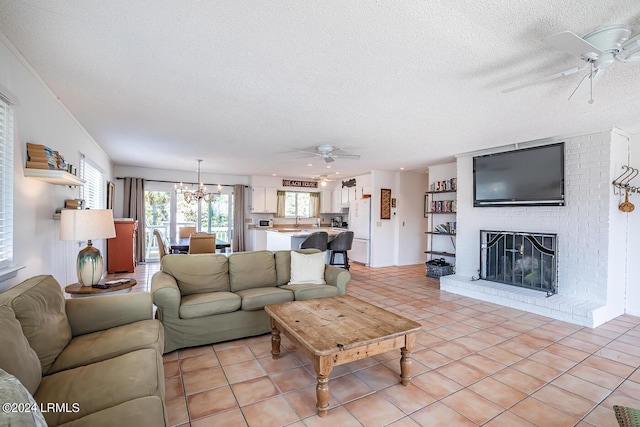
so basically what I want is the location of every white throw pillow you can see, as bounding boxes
[289,251,326,285]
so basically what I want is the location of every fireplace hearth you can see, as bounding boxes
[480,231,557,296]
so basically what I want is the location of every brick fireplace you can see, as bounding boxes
[439,129,630,328]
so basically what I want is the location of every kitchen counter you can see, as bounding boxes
[264,227,348,251]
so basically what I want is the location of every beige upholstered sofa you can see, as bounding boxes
[0,275,167,427]
[152,249,351,353]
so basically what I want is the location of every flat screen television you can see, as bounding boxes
[473,142,565,207]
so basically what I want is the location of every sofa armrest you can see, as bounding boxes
[65,292,153,337]
[323,265,351,295]
[151,271,182,319]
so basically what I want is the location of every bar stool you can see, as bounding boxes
[327,231,354,270]
[299,231,328,251]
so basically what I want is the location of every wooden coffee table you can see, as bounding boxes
[265,295,421,417]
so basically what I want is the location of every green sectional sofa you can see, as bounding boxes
[0,275,167,427]
[152,249,351,353]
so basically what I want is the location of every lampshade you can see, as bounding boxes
[60,209,116,286]
[60,209,116,241]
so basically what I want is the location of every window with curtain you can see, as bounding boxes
[276,191,320,218]
[0,95,14,271]
[79,154,105,209]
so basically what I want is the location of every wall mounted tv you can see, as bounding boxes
[473,142,565,207]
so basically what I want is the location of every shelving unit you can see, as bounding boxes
[424,189,457,269]
[24,169,85,186]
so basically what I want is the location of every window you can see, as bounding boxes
[79,154,105,209]
[280,191,320,218]
[0,96,14,270]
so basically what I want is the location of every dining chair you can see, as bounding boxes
[179,226,197,238]
[188,232,217,254]
[327,231,354,270]
[153,229,169,260]
[299,231,329,251]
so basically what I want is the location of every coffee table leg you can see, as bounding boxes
[400,333,416,385]
[270,318,281,359]
[314,356,333,417]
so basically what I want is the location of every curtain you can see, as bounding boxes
[276,190,286,217]
[310,192,321,217]
[233,184,246,252]
[123,177,145,263]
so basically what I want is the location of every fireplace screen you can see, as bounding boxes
[480,231,557,296]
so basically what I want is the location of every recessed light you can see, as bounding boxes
[326,165,331,169]
[272,173,277,176]
[400,167,405,170]
[307,163,313,167]
[335,172,340,175]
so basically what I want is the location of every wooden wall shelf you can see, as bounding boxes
[24,169,85,186]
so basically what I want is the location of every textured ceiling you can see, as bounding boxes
[1,1,640,179]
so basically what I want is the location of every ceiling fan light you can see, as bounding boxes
[320,180,327,187]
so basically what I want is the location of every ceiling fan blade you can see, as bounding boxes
[501,65,587,93]
[543,31,603,59]
[618,34,640,62]
[333,154,361,160]
[568,68,604,101]
[323,156,335,163]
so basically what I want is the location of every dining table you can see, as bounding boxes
[170,236,231,253]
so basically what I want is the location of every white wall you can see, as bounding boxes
[455,129,628,316]
[625,134,640,316]
[0,34,112,289]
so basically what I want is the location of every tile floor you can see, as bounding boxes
[118,262,640,426]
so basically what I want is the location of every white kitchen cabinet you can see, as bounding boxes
[333,190,342,210]
[250,186,277,213]
[341,187,350,204]
[320,190,334,214]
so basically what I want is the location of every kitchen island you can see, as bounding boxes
[265,227,347,251]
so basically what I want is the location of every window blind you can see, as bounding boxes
[79,154,105,209]
[0,98,14,269]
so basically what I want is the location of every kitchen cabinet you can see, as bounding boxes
[250,186,277,213]
[320,190,335,214]
[333,190,342,210]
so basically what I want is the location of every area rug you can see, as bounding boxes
[614,405,640,427]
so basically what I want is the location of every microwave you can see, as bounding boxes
[258,220,271,227]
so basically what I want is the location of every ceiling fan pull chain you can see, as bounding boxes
[588,62,595,104]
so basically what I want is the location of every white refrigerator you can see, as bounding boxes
[348,198,371,266]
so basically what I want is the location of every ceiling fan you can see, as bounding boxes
[311,174,336,187]
[298,144,361,163]
[503,24,640,102]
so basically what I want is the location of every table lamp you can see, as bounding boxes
[60,209,116,286]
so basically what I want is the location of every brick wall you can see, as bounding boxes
[455,129,624,305]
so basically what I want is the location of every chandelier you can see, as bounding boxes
[176,159,215,203]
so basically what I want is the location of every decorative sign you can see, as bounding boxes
[282,179,318,188]
[342,178,356,188]
[381,188,392,220]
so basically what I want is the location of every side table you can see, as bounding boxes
[64,279,137,297]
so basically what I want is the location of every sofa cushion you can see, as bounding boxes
[179,292,241,319]
[235,287,294,311]
[0,305,42,394]
[280,284,339,301]
[56,396,166,427]
[0,275,72,374]
[0,368,47,427]
[47,319,164,374]
[289,251,327,285]
[162,254,230,296]
[274,249,320,286]
[34,348,163,426]
[228,251,277,291]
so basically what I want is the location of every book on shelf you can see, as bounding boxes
[26,161,57,170]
